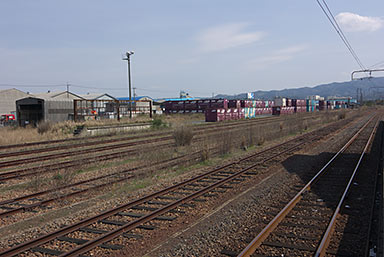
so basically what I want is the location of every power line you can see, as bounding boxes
[315,0,366,70]
[369,60,384,69]
[0,83,65,88]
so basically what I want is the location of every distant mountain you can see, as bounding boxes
[216,77,384,100]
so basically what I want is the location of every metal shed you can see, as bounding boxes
[16,97,74,126]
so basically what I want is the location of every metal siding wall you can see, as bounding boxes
[45,100,74,122]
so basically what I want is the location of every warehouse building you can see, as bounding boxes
[117,96,154,114]
[16,91,85,126]
[0,88,31,116]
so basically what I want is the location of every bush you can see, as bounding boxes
[173,125,194,146]
[37,121,52,134]
[338,111,346,120]
[219,131,233,155]
[151,117,167,129]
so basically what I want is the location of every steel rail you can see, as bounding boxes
[0,148,211,218]
[0,115,293,168]
[0,115,281,152]
[0,113,332,177]
[0,140,175,180]
[0,136,175,168]
[0,113,325,159]
[0,114,368,256]
[314,119,379,257]
[237,114,376,257]
[60,149,295,257]
[0,122,320,257]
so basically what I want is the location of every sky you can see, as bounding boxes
[0,0,383,98]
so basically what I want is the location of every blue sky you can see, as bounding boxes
[0,0,383,98]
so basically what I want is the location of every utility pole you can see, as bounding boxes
[123,51,134,119]
[356,88,359,104]
[360,88,363,104]
[133,87,137,98]
[66,83,70,98]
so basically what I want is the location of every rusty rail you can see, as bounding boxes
[314,119,378,256]
[237,114,376,257]
[0,120,323,256]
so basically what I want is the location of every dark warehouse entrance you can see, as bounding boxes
[16,97,44,126]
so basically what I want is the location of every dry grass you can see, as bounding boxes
[37,121,52,134]
[173,125,194,146]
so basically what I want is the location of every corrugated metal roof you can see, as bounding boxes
[34,91,84,100]
[117,96,153,101]
[0,88,31,115]
[79,93,116,100]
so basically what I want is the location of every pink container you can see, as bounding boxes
[238,108,245,119]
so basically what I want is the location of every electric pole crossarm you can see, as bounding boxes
[351,69,384,80]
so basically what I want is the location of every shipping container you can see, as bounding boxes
[184,100,198,110]
[211,99,229,109]
[238,108,245,119]
[228,100,241,109]
[272,106,281,115]
[225,109,232,120]
[274,98,286,107]
[205,108,226,122]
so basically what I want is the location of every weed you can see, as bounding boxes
[199,142,210,161]
[257,136,265,146]
[338,111,346,120]
[219,131,233,155]
[37,121,52,134]
[173,125,194,146]
[151,117,167,129]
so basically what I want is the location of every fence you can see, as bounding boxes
[73,100,152,122]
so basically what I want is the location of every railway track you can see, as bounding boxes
[0,112,329,161]
[0,112,339,181]
[0,113,370,257]
[0,116,282,153]
[236,115,380,257]
[0,116,289,169]
[0,115,363,224]
[0,147,214,220]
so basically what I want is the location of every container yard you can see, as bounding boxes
[161,97,353,122]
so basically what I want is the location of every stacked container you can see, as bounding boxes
[292,99,306,113]
[306,99,318,112]
[274,98,287,107]
[280,107,295,115]
[205,108,226,122]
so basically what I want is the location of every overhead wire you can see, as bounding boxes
[368,60,384,69]
[315,0,366,70]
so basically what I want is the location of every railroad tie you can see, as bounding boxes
[100,219,157,230]
[79,227,142,239]
[32,247,90,257]
[118,212,176,221]
[57,236,124,250]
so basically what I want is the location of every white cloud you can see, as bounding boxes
[336,12,384,32]
[247,45,308,70]
[196,23,265,52]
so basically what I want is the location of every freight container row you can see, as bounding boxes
[205,108,245,122]
[244,107,272,118]
[272,107,295,115]
[163,99,275,113]
[274,98,306,107]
